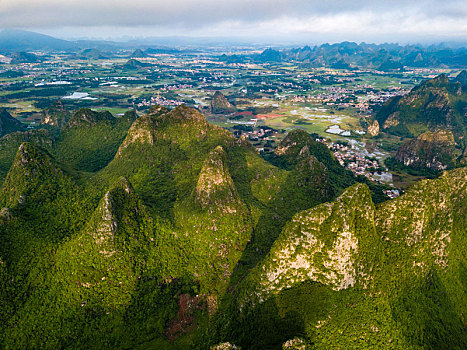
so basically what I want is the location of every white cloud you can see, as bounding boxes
[0,1,466,42]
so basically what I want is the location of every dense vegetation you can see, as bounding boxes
[376,73,467,139]
[0,109,25,137]
[0,105,465,349]
[375,72,467,171]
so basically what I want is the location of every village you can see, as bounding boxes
[227,119,400,198]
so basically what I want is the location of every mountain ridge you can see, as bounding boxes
[0,104,465,349]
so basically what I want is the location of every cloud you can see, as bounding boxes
[0,0,466,41]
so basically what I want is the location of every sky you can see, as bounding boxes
[0,0,466,44]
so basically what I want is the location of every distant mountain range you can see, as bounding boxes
[1,29,466,69]
[0,29,192,53]
[248,42,467,68]
[0,29,75,51]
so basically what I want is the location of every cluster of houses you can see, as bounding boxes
[136,95,184,108]
[232,126,278,153]
[328,142,382,176]
[162,83,193,91]
[285,82,410,113]
[383,189,401,199]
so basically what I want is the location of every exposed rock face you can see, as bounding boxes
[14,143,53,168]
[195,146,241,212]
[424,90,455,128]
[211,91,235,114]
[282,337,307,350]
[0,129,55,180]
[174,145,252,292]
[0,108,24,137]
[65,108,115,128]
[382,112,400,129]
[116,115,158,155]
[147,104,169,117]
[41,100,70,127]
[239,166,467,314]
[0,207,12,223]
[211,343,240,350]
[275,129,313,158]
[240,184,377,307]
[159,105,209,133]
[395,129,456,171]
[367,119,380,136]
[86,177,136,255]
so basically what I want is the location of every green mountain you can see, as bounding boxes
[41,100,71,128]
[0,143,68,207]
[0,70,24,78]
[252,43,467,69]
[0,108,24,137]
[0,129,54,181]
[211,91,235,114]
[454,69,467,87]
[0,105,465,349]
[394,129,459,171]
[123,59,152,69]
[376,73,467,138]
[54,108,136,172]
[377,72,467,171]
[65,107,116,128]
[0,29,75,51]
[9,51,40,64]
[79,48,110,60]
[216,167,466,349]
[129,49,148,58]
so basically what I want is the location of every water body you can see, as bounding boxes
[326,125,345,134]
[63,92,88,99]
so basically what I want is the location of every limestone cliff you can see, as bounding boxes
[367,119,380,137]
[41,100,70,128]
[174,145,252,293]
[240,183,378,307]
[395,129,457,170]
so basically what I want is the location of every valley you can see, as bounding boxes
[1,45,464,191]
[0,32,466,349]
